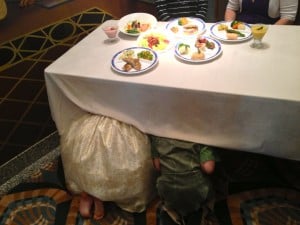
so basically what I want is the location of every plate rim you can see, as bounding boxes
[118,12,158,37]
[210,21,252,43]
[111,46,159,75]
[174,36,223,63]
[165,17,207,37]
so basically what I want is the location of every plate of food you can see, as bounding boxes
[137,29,174,53]
[118,13,157,36]
[166,17,206,38]
[175,36,222,63]
[210,20,252,42]
[111,47,158,75]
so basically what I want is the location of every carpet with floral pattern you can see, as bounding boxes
[1,149,299,225]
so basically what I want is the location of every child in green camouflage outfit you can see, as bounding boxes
[150,136,218,225]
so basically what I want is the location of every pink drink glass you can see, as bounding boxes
[102,20,119,43]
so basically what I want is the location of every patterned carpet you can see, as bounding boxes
[0,7,115,166]
[1,150,299,225]
[0,155,139,225]
[0,7,114,70]
[227,188,300,225]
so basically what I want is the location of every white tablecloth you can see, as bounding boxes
[45,21,300,161]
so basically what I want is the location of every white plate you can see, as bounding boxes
[210,21,252,42]
[111,47,158,75]
[137,29,175,53]
[166,17,206,38]
[118,13,157,37]
[174,37,222,63]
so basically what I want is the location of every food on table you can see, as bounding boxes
[103,26,118,38]
[169,24,198,35]
[139,33,170,51]
[168,17,205,36]
[195,36,215,50]
[213,22,249,41]
[226,32,238,40]
[191,50,205,60]
[171,26,179,33]
[231,20,245,30]
[178,17,189,26]
[177,41,204,60]
[226,29,245,37]
[137,50,154,60]
[117,48,156,72]
[205,40,215,49]
[217,23,228,31]
[195,38,206,51]
[122,57,141,72]
[177,36,218,61]
[125,20,150,34]
[119,49,135,60]
[183,24,199,35]
[123,62,134,72]
[250,24,268,48]
[251,24,268,40]
[178,43,190,55]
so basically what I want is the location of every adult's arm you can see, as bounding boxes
[224,0,240,21]
[224,8,237,21]
[275,0,298,25]
[274,18,294,25]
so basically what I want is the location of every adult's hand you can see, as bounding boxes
[275,18,294,25]
[224,8,237,21]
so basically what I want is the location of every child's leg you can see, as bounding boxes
[79,192,93,218]
[93,198,104,220]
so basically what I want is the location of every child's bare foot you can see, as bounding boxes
[79,192,93,218]
[93,198,104,220]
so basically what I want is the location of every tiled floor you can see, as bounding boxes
[0,7,114,166]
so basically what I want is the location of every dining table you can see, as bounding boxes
[44,19,300,161]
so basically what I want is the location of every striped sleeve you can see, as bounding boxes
[195,0,208,20]
[154,0,171,21]
[154,0,208,21]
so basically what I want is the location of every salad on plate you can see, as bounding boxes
[118,13,157,36]
[137,30,174,52]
